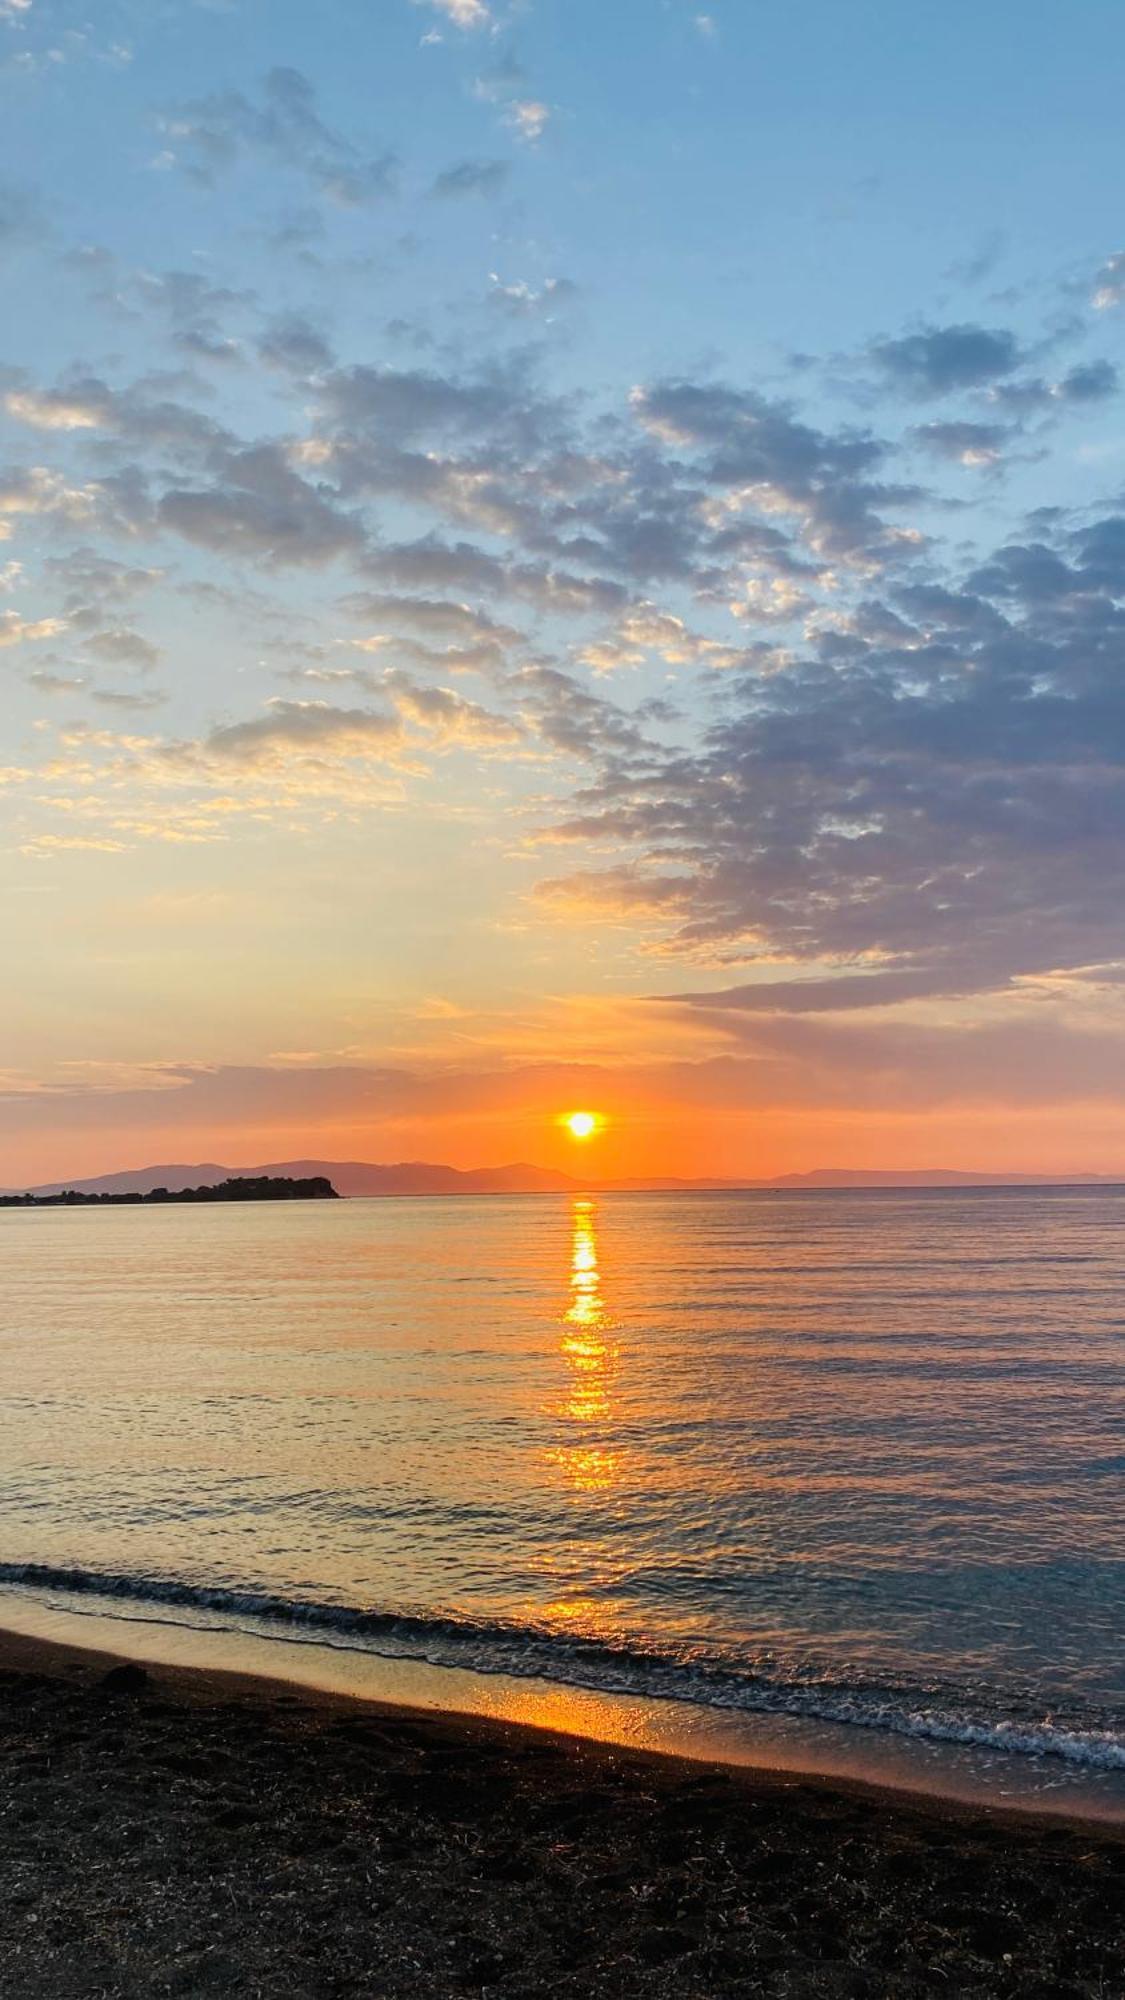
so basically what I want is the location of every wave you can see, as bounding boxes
[1,1560,1122,1775]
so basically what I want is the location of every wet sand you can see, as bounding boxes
[0,1627,1121,1998]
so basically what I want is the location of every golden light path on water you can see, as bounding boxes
[551,1201,621,1496]
[536,1200,628,1646]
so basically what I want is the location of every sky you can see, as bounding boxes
[2,0,1125,1184]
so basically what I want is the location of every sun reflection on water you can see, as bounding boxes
[550,1200,621,1492]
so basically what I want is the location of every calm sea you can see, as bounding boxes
[1,1189,1123,1812]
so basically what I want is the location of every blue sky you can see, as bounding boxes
[2,0,1125,1181]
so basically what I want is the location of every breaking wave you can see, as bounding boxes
[2,1560,1122,1775]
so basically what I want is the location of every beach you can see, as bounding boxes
[0,1627,1121,1999]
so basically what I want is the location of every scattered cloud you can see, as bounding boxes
[158,444,366,566]
[473,53,552,145]
[5,386,106,430]
[1092,251,1125,311]
[943,231,1005,288]
[871,323,1022,396]
[132,268,251,366]
[89,685,167,711]
[540,498,1125,1007]
[488,274,577,317]
[911,420,1009,466]
[29,668,85,694]
[415,0,491,28]
[0,608,67,646]
[1056,358,1118,402]
[0,467,103,539]
[157,67,398,205]
[83,628,160,670]
[202,698,402,766]
[343,591,523,647]
[430,158,509,199]
[506,99,550,143]
[257,314,333,374]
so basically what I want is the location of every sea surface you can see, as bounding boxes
[1,1188,1123,1813]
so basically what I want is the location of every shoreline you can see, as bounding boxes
[4,1578,1123,1827]
[1,1620,1122,1996]
[0,1617,1114,1839]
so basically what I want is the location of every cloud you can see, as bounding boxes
[534,864,695,920]
[659,969,955,1014]
[360,537,631,616]
[21,834,130,856]
[257,314,333,374]
[7,1009,1125,1159]
[0,1062,416,1137]
[987,360,1119,415]
[944,232,1005,288]
[415,0,491,27]
[488,275,577,317]
[507,100,550,143]
[1055,359,1118,402]
[48,680,525,816]
[29,669,85,693]
[83,628,160,670]
[5,386,106,430]
[89,686,167,712]
[315,358,561,451]
[537,500,1125,1002]
[516,663,665,763]
[131,269,251,366]
[631,377,906,567]
[430,158,509,198]
[0,608,66,646]
[473,53,552,145]
[43,550,164,613]
[158,445,365,566]
[911,420,1009,466]
[871,323,1022,396]
[3,370,231,457]
[0,180,43,254]
[343,591,523,647]
[381,669,522,746]
[157,67,398,205]
[0,467,102,539]
[1092,251,1125,311]
[580,604,746,671]
[8,257,1123,1009]
[5,336,920,661]
[202,699,403,766]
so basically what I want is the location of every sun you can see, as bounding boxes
[564,1110,598,1141]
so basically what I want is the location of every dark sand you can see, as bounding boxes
[0,1629,1121,1998]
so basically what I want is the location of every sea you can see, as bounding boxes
[1,1187,1123,1817]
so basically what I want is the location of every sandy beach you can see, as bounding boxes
[0,1627,1120,1998]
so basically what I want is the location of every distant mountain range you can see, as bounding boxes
[6,1160,1125,1199]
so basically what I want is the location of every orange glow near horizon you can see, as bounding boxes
[12,1096,1125,1194]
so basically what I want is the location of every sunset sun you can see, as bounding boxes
[565,1111,598,1141]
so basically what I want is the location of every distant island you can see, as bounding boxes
[5,1161,1124,1201]
[0,1175,339,1209]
